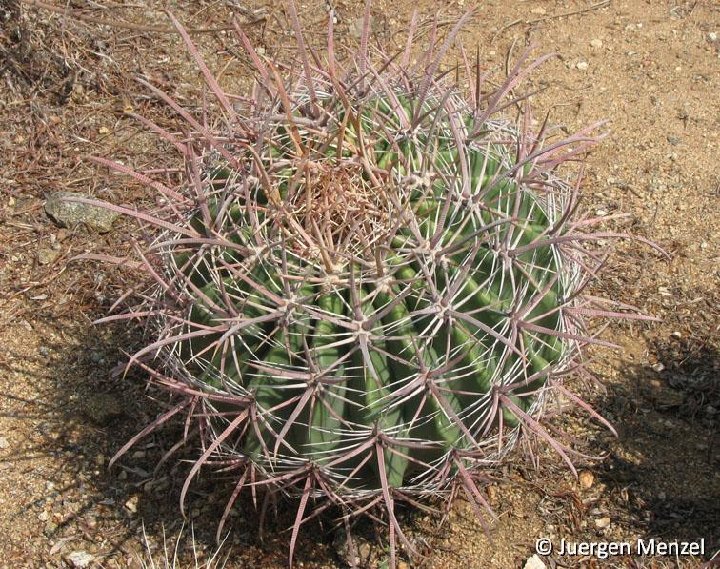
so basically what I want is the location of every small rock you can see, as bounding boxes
[524,554,546,569]
[81,393,124,425]
[579,470,594,490]
[332,530,373,567]
[590,38,603,48]
[350,16,371,39]
[44,192,118,233]
[486,484,498,503]
[595,517,611,529]
[576,61,589,71]
[37,247,60,265]
[39,346,50,357]
[44,521,58,535]
[530,7,546,15]
[709,32,718,42]
[66,551,95,568]
[652,362,665,372]
[0,436,9,450]
[124,495,139,514]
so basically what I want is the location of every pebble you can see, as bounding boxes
[37,248,60,265]
[576,61,589,71]
[66,551,95,568]
[595,517,611,529]
[579,470,594,490]
[124,495,139,514]
[81,393,123,425]
[0,437,8,450]
[709,32,718,42]
[44,521,58,535]
[486,484,498,503]
[350,16,370,39]
[524,554,546,569]
[332,531,373,567]
[590,38,603,48]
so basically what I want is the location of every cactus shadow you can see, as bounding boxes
[594,336,720,557]
[6,314,344,567]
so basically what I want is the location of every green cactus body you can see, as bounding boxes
[171,87,570,492]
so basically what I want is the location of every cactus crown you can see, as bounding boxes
[93,3,658,567]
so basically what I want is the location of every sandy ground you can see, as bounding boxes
[1,1,718,567]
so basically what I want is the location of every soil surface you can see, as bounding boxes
[1,1,718,568]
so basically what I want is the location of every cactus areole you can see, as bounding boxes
[95,3,655,565]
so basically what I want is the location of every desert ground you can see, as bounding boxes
[0,0,718,567]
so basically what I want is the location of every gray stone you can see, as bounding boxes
[44,192,118,233]
[37,247,60,265]
[524,555,546,569]
[66,550,95,568]
[81,393,124,425]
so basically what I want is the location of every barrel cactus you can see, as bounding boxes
[91,3,656,566]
